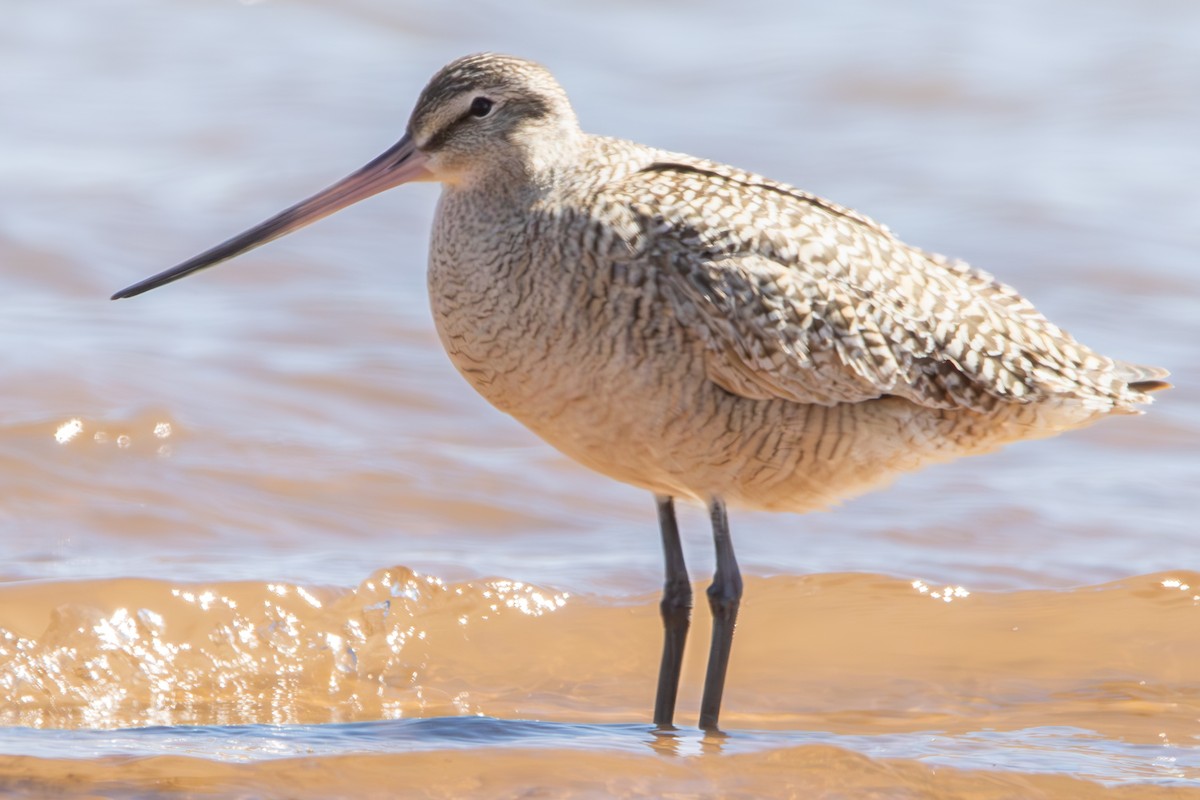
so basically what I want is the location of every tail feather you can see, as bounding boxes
[1115,361,1171,394]
[1129,378,1172,394]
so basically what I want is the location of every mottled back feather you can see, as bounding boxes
[599,158,1165,413]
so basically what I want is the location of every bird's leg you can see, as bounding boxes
[653,494,692,729]
[699,498,742,732]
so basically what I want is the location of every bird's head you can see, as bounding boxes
[407,53,581,187]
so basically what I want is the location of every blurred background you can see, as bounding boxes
[0,0,1198,792]
[1,0,1195,590]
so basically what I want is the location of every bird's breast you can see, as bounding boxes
[424,191,715,490]
[426,191,629,412]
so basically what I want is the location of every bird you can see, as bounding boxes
[112,53,1170,731]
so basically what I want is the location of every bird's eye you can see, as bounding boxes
[469,97,494,118]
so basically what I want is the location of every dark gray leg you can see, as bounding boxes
[653,494,692,728]
[698,498,742,731]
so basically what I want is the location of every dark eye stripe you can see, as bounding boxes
[423,99,494,151]
[420,93,550,152]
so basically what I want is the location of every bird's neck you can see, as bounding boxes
[452,123,586,199]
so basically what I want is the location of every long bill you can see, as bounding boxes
[111,134,431,299]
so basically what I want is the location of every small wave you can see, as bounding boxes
[0,566,570,729]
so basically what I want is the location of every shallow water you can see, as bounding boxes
[2,0,1199,797]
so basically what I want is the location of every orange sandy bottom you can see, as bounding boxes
[0,746,1192,800]
[0,570,1197,796]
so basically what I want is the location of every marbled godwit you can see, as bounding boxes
[113,53,1170,731]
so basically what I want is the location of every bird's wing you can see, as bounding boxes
[599,158,1142,411]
